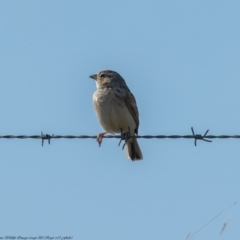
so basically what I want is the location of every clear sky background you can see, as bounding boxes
[0,1,239,239]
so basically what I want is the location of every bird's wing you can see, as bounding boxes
[114,87,140,134]
[124,92,139,134]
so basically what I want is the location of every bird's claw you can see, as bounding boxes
[96,132,107,147]
[118,127,131,149]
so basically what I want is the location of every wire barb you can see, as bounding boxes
[41,132,54,146]
[191,127,212,146]
[2,128,240,146]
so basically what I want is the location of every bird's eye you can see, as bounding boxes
[100,74,105,78]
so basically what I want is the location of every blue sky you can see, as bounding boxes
[0,0,239,239]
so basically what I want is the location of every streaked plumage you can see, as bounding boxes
[90,70,143,160]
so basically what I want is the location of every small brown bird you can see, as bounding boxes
[90,70,143,161]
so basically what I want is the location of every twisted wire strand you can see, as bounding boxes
[1,128,240,146]
[1,135,240,139]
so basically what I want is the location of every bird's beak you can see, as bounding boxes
[89,74,97,80]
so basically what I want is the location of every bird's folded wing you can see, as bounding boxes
[114,88,140,134]
[124,92,139,134]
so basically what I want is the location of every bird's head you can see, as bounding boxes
[89,70,128,89]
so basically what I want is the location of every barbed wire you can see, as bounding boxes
[1,127,240,146]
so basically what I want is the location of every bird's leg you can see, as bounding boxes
[96,132,107,147]
[126,126,131,141]
[118,128,124,146]
[118,127,131,149]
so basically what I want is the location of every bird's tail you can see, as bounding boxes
[125,138,143,161]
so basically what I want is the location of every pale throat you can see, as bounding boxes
[95,81,99,89]
[95,80,114,90]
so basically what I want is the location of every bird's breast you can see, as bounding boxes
[93,88,136,133]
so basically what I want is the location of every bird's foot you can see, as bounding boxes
[96,132,107,147]
[118,127,131,149]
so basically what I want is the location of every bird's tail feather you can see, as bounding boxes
[125,139,143,161]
